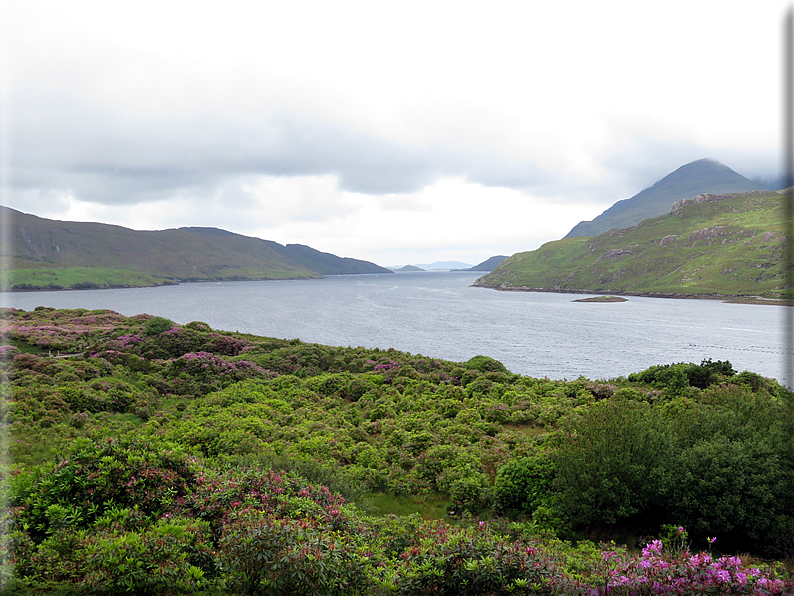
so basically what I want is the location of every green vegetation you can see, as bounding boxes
[7,267,175,291]
[477,190,791,298]
[2,307,793,594]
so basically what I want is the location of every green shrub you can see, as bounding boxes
[13,436,197,542]
[493,454,555,515]
[143,316,174,337]
[80,518,212,594]
[553,398,673,527]
[464,355,508,374]
[627,359,735,393]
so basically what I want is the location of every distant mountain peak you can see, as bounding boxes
[564,159,766,238]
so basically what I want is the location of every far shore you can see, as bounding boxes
[472,284,794,306]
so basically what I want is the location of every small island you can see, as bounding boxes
[572,295,628,303]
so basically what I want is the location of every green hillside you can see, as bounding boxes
[1,207,391,290]
[565,159,766,238]
[476,190,791,298]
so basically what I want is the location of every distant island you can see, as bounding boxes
[387,258,507,272]
[389,260,474,271]
[1,206,392,291]
[572,295,628,303]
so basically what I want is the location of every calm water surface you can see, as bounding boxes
[6,271,788,383]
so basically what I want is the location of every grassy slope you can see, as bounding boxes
[7,267,174,289]
[477,190,789,297]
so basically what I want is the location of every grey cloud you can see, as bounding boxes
[9,86,777,212]
[7,87,568,206]
[602,144,782,201]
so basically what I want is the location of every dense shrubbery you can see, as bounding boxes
[2,307,793,593]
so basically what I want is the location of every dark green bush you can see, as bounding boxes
[493,454,555,515]
[143,316,174,337]
[627,359,735,392]
[553,398,673,527]
[464,355,509,374]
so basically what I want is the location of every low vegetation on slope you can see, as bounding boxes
[477,190,790,298]
[1,308,793,594]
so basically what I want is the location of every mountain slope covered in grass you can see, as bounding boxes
[476,190,790,297]
[565,159,767,238]
[2,207,390,290]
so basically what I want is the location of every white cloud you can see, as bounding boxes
[241,175,360,223]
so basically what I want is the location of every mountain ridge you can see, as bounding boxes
[2,206,391,290]
[565,159,767,238]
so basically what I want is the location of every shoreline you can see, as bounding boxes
[471,284,794,306]
[0,281,177,293]
[0,270,399,293]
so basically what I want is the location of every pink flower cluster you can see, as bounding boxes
[373,360,401,372]
[593,538,791,594]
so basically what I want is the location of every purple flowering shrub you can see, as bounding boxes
[588,538,794,595]
[14,437,199,542]
[188,467,351,534]
[4,307,128,351]
[0,344,19,359]
[164,351,274,396]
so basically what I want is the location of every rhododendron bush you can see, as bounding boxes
[1,307,792,594]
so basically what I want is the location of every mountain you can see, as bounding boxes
[180,228,388,276]
[464,255,508,271]
[475,190,789,298]
[565,159,767,238]
[2,207,390,290]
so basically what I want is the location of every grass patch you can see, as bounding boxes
[6,267,172,290]
[503,423,547,438]
[360,491,451,519]
[10,423,85,467]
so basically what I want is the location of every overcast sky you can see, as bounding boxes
[0,1,789,266]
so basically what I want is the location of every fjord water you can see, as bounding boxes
[7,271,787,384]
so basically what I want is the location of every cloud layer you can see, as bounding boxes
[2,0,787,265]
